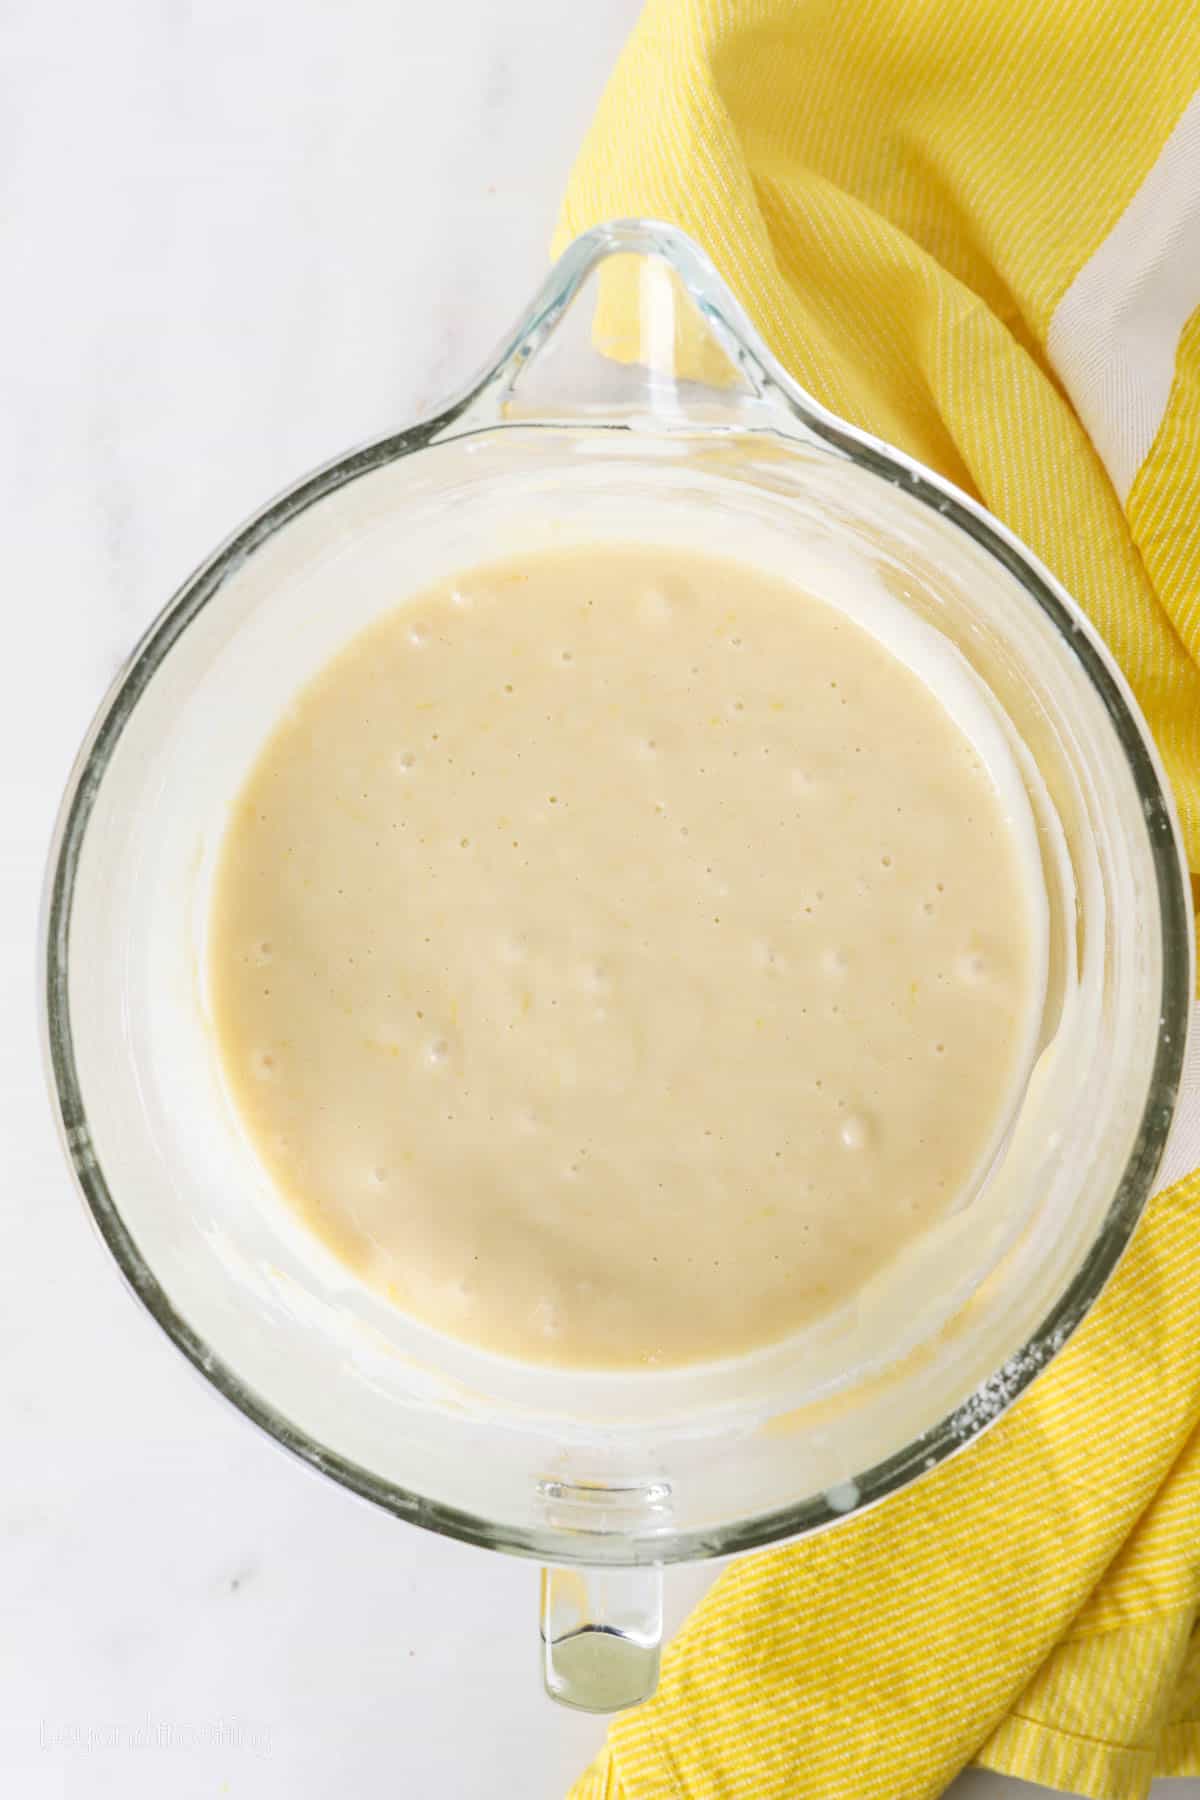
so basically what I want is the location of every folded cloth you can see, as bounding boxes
[555,3,1200,1795]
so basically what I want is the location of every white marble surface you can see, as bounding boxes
[3,3,1193,1796]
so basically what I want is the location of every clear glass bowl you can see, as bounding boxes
[43,221,1193,1712]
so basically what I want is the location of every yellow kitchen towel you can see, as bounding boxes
[554,3,1200,1796]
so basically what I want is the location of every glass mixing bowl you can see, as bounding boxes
[43,222,1192,1712]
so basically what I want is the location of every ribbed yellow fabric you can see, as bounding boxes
[554,0,1200,871]
[555,3,1200,1795]
[1127,307,1200,816]
[565,1176,1200,1799]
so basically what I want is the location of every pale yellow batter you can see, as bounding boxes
[209,546,1039,1369]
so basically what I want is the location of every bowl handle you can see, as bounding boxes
[540,1562,663,1713]
[442,218,833,440]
